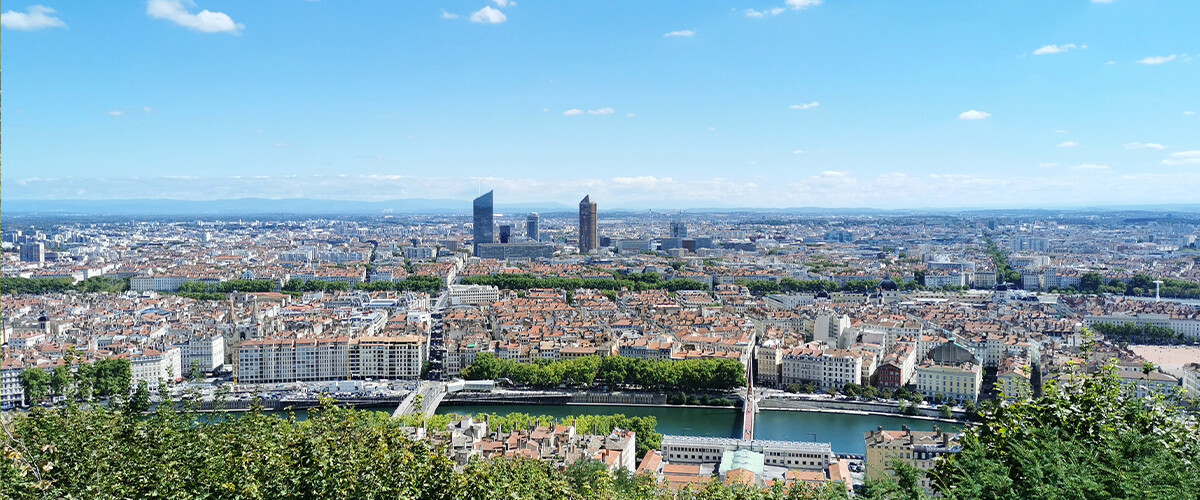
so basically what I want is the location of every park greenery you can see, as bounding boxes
[18,357,132,405]
[460,273,711,292]
[1090,322,1192,345]
[984,238,1022,286]
[462,354,746,392]
[1,400,856,499]
[0,276,129,295]
[279,275,445,295]
[738,277,931,296]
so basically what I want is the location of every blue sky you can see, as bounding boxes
[3,0,1198,208]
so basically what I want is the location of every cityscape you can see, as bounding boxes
[4,1,1200,499]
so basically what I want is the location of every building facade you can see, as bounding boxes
[578,195,599,253]
[473,191,494,255]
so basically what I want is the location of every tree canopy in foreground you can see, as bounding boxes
[3,363,1197,499]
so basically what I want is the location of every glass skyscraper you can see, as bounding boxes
[473,191,494,255]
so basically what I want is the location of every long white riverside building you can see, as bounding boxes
[660,435,835,471]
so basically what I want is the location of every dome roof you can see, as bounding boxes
[879,278,899,291]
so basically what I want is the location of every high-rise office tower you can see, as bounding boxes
[498,224,512,244]
[473,191,494,255]
[670,220,688,239]
[19,242,45,263]
[526,213,540,242]
[578,195,599,253]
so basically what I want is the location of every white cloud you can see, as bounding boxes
[1,5,67,30]
[744,7,785,17]
[1034,43,1085,55]
[106,111,126,117]
[958,110,991,120]
[1104,61,1116,66]
[1185,111,1196,116]
[1038,162,1061,168]
[562,109,583,116]
[1057,141,1079,148]
[440,10,460,19]
[588,107,614,115]
[793,150,805,154]
[626,113,636,118]
[1125,142,1166,150]
[1137,55,1177,65]
[147,0,243,34]
[1091,0,1115,3]
[143,106,155,113]
[664,29,694,38]
[469,6,506,24]
[1162,151,1200,166]
[786,0,822,9]
[789,101,819,110]
[1070,163,1109,171]
[491,0,516,7]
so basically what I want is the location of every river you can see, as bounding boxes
[435,403,963,455]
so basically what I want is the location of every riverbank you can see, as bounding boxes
[759,396,971,422]
[761,405,965,424]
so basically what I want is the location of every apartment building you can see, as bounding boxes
[865,427,961,494]
[131,347,183,390]
[1,359,23,406]
[448,284,501,306]
[178,335,225,373]
[350,335,427,379]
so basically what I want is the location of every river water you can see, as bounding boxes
[435,404,963,455]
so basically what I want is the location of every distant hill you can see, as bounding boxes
[4,198,1198,216]
[2,198,573,216]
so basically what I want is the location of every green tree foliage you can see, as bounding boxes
[1,402,851,499]
[281,279,353,293]
[353,275,446,295]
[1080,272,1105,292]
[926,364,1200,499]
[460,273,710,293]
[1,276,129,295]
[463,354,746,393]
[18,369,51,404]
[1091,322,1191,345]
[983,238,1021,286]
[178,279,278,294]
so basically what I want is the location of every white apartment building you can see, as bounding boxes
[813,313,851,348]
[448,284,500,306]
[2,360,24,406]
[1083,313,1200,340]
[131,347,183,390]
[350,335,427,379]
[1182,363,1200,398]
[924,273,966,289]
[403,246,436,260]
[179,335,225,373]
[236,337,351,384]
[130,275,202,293]
[780,347,864,390]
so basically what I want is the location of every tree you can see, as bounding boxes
[1080,272,1104,292]
[127,381,151,415]
[928,363,1200,499]
[19,369,51,404]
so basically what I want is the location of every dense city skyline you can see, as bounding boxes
[3,0,1199,208]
